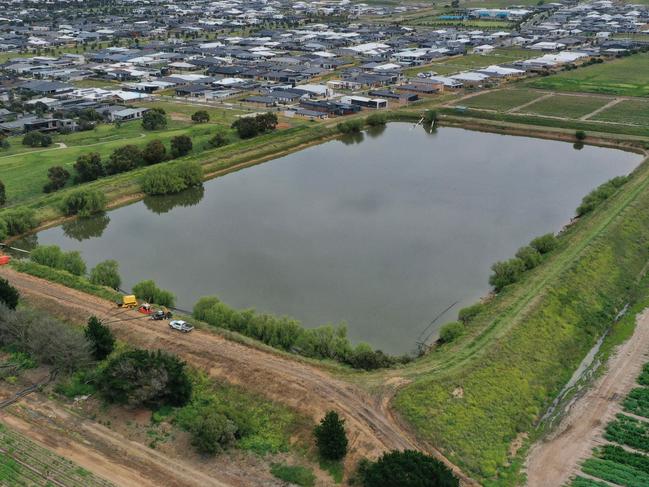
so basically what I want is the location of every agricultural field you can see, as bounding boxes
[529,53,649,97]
[568,361,649,486]
[457,89,545,111]
[521,94,611,119]
[591,99,649,126]
[0,423,113,486]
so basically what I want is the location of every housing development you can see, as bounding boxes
[1,0,649,486]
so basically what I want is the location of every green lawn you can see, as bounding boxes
[529,53,649,97]
[458,89,545,111]
[406,49,537,77]
[592,99,649,126]
[521,94,611,119]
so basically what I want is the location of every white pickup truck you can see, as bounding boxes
[169,320,194,333]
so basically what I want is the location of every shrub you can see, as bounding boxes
[61,251,86,276]
[0,278,19,310]
[314,411,348,461]
[141,161,202,196]
[142,139,167,165]
[207,132,229,148]
[141,109,167,130]
[529,233,558,254]
[74,152,104,183]
[438,321,465,343]
[423,110,438,125]
[366,113,387,126]
[106,145,143,174]
[458,303,484,324]
[231,112,278,139]
[515,246,542,270]
[22,131,52,147]
[85,316,114,361]
[98,349,191,407]
[575,130,586,141]
[489,258,525,292]
[2,208,37,236]
[43,165,70,193]
[0,219,7,242]
[189,409,237,454]
[191,110,210,123]
[576,176,628,217]
[358,450,458,487]
[30,245,64,268]
[344,342,399,370]
[62,189,107,217]
[170,135,193,158]
[0,180,5,206]
[0,137,9,150]
[0,305,92,373]
[337,119,363,134]
[31,245,86,276]
[132,279,175,307]
[271,464,316,487]
[89,260,121,289]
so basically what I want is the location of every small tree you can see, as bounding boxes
[207,132,229,148]
[22,131,52,147]
[143,139,167,165]
[530,233,558,255]
[515,246,542,270]
[359,450,459,487]
[106,145,143,174]
[0,278,19,310]
[61,251,86,276]
[133,279,175,307]
[3,208,37,236]
[44,166,70,193]
[89,260,121,289]
[0,180,5,206]
[191,110,210,123]
[438,321,465,344]
[170,135,193,158]
[314,411,348,461]
[190,410,237,454]
[489,258,525,292]
[62,189,106,217]
[85,316,115,361]
[142,109,167,130]
[74,152,104,183]
[575,130,586,141]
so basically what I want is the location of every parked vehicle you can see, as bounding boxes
[169,320,193,333]
[151,308,173,320]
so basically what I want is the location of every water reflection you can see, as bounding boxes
[573,142,584,151]
[143,185,205,215]
[366,125,387,138]
[62,213,111,241]
[340,132,364,145]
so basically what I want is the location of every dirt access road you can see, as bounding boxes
[525,307,649,486]
[0,267,475,486]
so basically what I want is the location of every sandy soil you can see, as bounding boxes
[525,308,649,486]
[0,267,476,486]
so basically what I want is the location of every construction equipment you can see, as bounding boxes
[138,303,153,315]
[117,295,137,309]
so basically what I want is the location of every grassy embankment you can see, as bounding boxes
[389,142,649,484]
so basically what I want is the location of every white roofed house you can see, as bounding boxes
[473,44,495,55]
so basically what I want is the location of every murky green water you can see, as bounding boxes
[23,124,642,353]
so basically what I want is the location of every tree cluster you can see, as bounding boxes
[141,161,202,196]
[231,112,278,139]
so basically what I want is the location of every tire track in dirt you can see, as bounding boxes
[0,267,476,486]
[525,308,649,486]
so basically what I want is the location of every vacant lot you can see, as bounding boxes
[592,99,649,126]
[529,53,649,97]
[522,94,611,119]
[458,89,545,111]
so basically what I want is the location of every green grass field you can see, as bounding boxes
[392,149,649,483]
[529,53,649,97]
[521,94,611,119]
[405,49,537,77]
[591,99,649,126]
[458,89,545,111]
